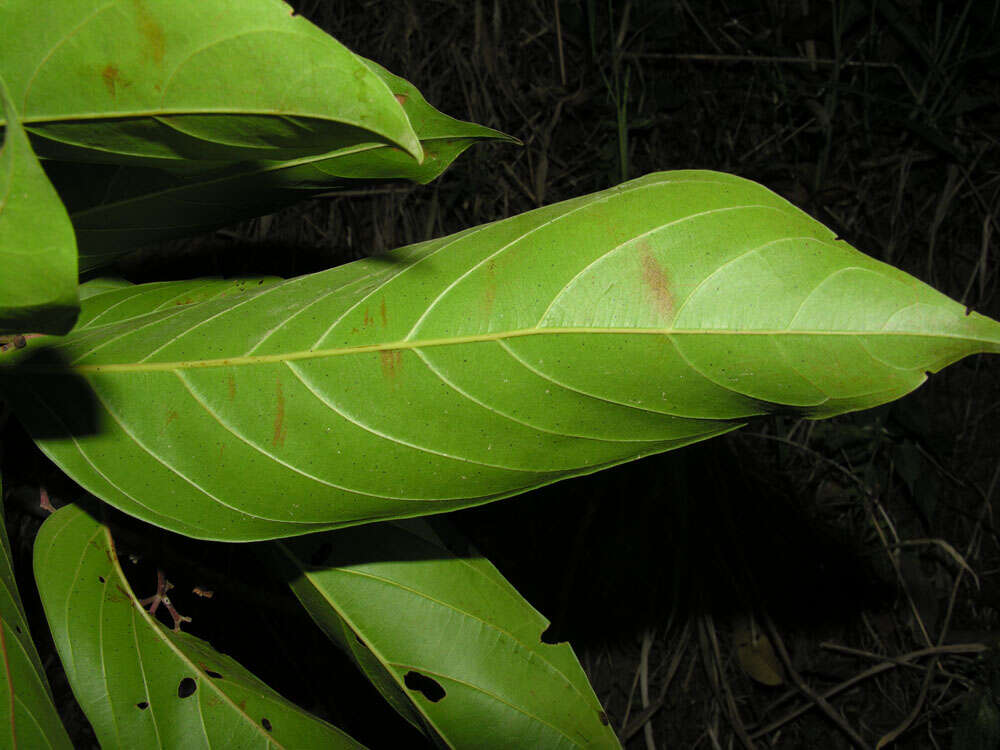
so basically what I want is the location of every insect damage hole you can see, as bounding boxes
[205,670,222,679]
[136,701,149,710]
[177,677,197,698]
[403,671,446,702]
[261,718,272,732]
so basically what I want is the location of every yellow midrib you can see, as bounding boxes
[43,325,997,374]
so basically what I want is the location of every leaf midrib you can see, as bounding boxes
[15,324,997,374]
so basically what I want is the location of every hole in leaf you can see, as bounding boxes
[14,626,21,635]
[136,701,149,710]
[261,718,272,732]
[205,670,222,679]
[403,671,445,702]
[177,677,197,698]
[98,576,105,583]
[540,624,562,645]
[355,634,364,646]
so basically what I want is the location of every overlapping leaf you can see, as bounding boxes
[0,0,421,166]
[0,473,73,749]
[273,519,619,749]
[33,503,365,749]
[2,171,998,541]
[47,59,516,271]
[0,77,78,335]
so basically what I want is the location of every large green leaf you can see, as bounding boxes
[48,59,516,272]
[2,171,998,541]
[33,502,365,749]
[272,519,619,749]
[0,76,78,335]
[0,473,73,749]
[0,0,421,166]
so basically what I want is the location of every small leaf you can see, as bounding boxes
[0,76,78,335]
[33,503,366,749]
[0,472,73,749]
[732,615,784,687]
[271,518,620,749]
[47,58,515,271]
[2,171,999,541]
[0,0,421,166]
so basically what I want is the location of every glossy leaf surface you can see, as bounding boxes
[33,503,365,749]
[0,0,421,166]
[0,77,78,335]
[2,171,998,541]
[0,474,73,749]
[273,519,619,749]
[49,59,515,271]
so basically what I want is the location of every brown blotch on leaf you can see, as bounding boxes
[132,0,165,63]
[379,349,403,381]
[363,307,374,329]
[394,93,408,106]
[272,379,287,448]
[227,374,236,401]
[165,409,178,427]
[101,64,124,97]
[641,252,674,320]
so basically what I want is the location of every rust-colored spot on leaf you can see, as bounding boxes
[165,410,178,427]
[380,299,388,327]
[379,349,402,380]
[363,307,374,328]
[101,64,124,97]
[132,0,165,63]
[227,374,236,401]
[481,261,497,318]
[272,379,287,448]
[641,252,674,319]
[394,93,408,106]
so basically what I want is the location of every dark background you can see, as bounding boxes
[5,1,1000,747]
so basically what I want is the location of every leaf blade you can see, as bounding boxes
[33,503,366,749]
[271,519,620,749]
[2,171,998,540]
[0,473,74,750]
[0,0,421,166]
[0,76,78,335]
[47,58,515,270]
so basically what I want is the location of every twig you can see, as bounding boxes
[762,613,872,749]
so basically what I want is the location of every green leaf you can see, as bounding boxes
[2,171,999,541]
[0,76,78,335]
[33,503,366,749]
[0,0,421,166]
[0,473,73,749]
[48,58,515,272]
[271,519,619,749]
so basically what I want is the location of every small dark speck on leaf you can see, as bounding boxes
[98,576,105,583]
[404,671,446,702]
[136,701,149,710]
[261,718,272,732]
[205,670,222,679]
[177,677,197,698]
